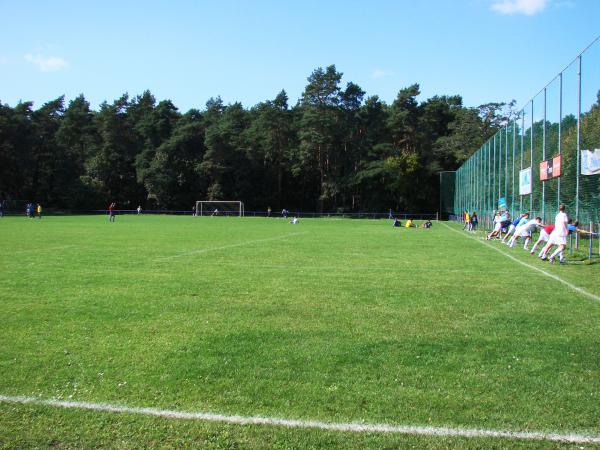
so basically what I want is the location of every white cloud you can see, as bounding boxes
[24,53,69,72]
[491,0,547,15]
[372,69,394,79]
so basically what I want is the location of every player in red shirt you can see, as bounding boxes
[530,223,554,255]
[108,202,116,222]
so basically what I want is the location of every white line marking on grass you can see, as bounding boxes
[155,232,308,261]
[201,262,517,275]
[11,245,76,255]
[441,223,600,303]
[0,395,599,444]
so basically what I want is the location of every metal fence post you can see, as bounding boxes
[520,111,524,213]
[498,129,503,203]
[569,234,573,256]
[558,72,562,206]
[512,120,516,218]
[542,87,546,222]
[589,222,593,260]
[492,135,496,206]
[575,55,581,232]
[505,125,508,202]
[482,146,485,216]
[530,101,534,215]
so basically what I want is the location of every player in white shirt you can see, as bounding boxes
[502,213,529,244]
[508,217,542,249]
[539,204,569,263]
[486,212,503,240]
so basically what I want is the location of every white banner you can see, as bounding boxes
[519,167,532,195]
[581,149,600,176]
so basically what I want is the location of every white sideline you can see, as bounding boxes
[1,394,599,444]
[441,223,600,303]
[155,232,308,261]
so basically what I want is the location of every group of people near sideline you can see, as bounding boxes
[25,203,42,218]
[473,204,589,264]
[392,218,432,228]
[461,211,479,231]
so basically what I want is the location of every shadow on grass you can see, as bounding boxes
[563,256,600,265]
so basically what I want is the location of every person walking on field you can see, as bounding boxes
[108,202,116,222]
[36,203,42,219]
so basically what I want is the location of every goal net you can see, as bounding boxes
[195,201,244,217]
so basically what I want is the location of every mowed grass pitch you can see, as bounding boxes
[0,215,599,448]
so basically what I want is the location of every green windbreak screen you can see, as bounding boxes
[452,38,599,226]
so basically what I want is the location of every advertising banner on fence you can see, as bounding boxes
[540,155,562,181]
[581,149,600,175]
[519,167,532,195]
[497,197,507,210]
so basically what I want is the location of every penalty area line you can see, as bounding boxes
[1,395,599,444]
[155,232,308,261]
[441,223,600,303]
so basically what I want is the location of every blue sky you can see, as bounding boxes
[0,0,598,112]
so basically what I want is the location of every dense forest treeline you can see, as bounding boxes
[0,65,516,212]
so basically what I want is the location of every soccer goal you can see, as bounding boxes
[195,201,245,217]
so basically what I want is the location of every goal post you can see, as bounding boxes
[195,201,244,217]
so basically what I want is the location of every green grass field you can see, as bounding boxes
[1,215,599,448]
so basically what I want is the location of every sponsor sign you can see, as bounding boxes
[540,154,562,181]
[519,167,532,195]
[581,149,600,176]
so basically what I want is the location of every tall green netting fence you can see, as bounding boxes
[439,171,456,218]
[444,37,599,230]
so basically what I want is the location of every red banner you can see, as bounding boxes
[540,154,562,181]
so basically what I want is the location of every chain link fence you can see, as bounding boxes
[442,37,599,230]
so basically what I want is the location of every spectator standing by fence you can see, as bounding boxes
[470,212,478,231]
[462,211,470,230]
